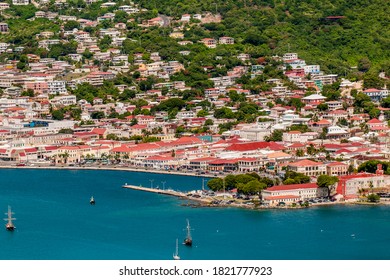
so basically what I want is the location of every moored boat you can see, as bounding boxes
[4,206,16,231]
[184,219,192,246]
[173,238,180,260]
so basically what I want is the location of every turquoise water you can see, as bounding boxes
[0,169,389,260]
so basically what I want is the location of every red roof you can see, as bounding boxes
[189,157,216,163]
[209,159,240,165]
[367,118,382,124]
[364,88,380,93]
[264,195,300,200]
[289,159,324,167]
[147,155,175,161]
[225,141,283,152]
[91,128,107,135]
[327,162,348,167]
[172,136,202,145]
[266,183,318,192]
[339,173,381,180]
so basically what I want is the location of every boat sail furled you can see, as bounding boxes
[173,238,180,260]
[4,206,16,231]
[184,219,192,246]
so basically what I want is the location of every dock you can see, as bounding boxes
[122,184,214,204]
[122,184,188,198]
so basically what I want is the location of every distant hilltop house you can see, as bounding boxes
[12,0,29,5]
[0,3,10,10]
[180,14,191,22]
[219,37,234,45]
[145,17,164,27]
[201,38,217,48]
[363,88,389,102]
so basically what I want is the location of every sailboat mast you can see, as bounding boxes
[5,206,15,229]
[186,219,191,239]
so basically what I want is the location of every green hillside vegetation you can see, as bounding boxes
[135,0,390,75]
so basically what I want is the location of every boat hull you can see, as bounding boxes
[184,238,192,246]
[6,225,15,231]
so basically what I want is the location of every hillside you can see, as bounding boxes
[135,0,390,74]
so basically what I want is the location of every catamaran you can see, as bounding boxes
[184,219,192,246]
[173,238,180,260]
[5,206,16,231]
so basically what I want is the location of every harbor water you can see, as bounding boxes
[0,169,389,260]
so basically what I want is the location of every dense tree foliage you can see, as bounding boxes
[283,171,310,185]
[357,160,390,175]
[207,172,275,194]
[134,0,390,73]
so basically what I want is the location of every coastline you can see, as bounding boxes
[1,164,389,209]
[0,164,218,178]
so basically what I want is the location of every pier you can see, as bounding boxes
[122,184,188,198]
[122,184,218,205]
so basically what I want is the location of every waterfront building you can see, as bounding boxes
[262,183,327,206]
[336,165,390,200]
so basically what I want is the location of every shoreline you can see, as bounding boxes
[0,164,217,178]
[2,164,389,210]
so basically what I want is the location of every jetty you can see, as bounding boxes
[122,184,215,204]
[122,184,188,198]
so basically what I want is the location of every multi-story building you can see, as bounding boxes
[336,165,390,200]
[262,183,328,206]
[363,88,389,102]
[287,159,326,177]
[326,162,348,176]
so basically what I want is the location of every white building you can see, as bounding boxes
[262,183,328,206]
[12,0,29,5]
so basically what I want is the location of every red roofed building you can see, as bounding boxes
[91,128,108,138]
[171,136,202,147]
[237,157,263,172]
[288,159,326,176]
[144,155,178,170]
[366,118,388,133]
[189,157,216,170]
[135,115,155,125]
[224,141,284,153]
[208,158,239,172]
[262,183,327,206]
[55,145,92,164]
[336,164,390,199]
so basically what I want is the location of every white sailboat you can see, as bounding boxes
[173,238,180,260]
[4,206,16,231]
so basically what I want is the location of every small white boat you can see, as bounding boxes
[173,238,180,260]
[90,196,95,205]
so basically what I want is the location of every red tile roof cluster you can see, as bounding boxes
[225,141,283,152]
